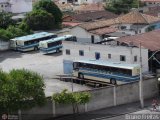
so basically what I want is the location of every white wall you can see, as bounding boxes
[10,0,32,13]
[63,41,149,72]
[70,26,102,43]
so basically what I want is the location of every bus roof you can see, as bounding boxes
[11,32,55,41]
[39,35,74,44]
[74,59,140,70]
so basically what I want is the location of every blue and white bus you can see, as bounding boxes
[39,35,77,54]
[73,60,140,85]
[10,32,57,51]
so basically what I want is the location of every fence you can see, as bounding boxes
[21,78,158,120]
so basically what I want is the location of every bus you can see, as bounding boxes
[10,32,57,51]
[73,60,140,85]
[39,35,77,54]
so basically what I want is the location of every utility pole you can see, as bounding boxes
[139,42,144,108]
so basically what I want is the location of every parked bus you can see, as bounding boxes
[39,35,77,54]
[73,60,140,85]
[10,32,57,51]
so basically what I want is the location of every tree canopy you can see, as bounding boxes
[33,0,62,24]
[24,10,55,30]
[52,89,91,113]
[105,0,145,15]
[0,12,14,29]
[0,69,46,114]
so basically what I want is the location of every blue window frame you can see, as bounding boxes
[95,52,100,60]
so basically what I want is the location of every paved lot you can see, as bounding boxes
[0,50,91,96]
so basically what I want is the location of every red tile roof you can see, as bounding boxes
[116,29,160,51]
[89,27,118,35]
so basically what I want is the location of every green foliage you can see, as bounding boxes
[25,10,55,30]
[0,12,14,29]
[0,25,32,41]
[106,0,145,14]
[18,21,33,34]
[33,0,62,24]
[52,89,91,113]
[0,69,46,114]
[0,29,13,41]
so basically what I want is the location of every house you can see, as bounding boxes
[0,0,32,13]
[63,41,148,74]
[70,10,160,43]
[70,19,118,43]
[115,29,160,73]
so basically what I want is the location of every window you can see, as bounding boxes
[120,55,126,61]
[79,50,84,56]
[95,52,100,60]
[134,56,137,62]
[66,49,70,55]
[108,54,111,59]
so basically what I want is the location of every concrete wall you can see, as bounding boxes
[0,40,9,51]
[63,41,149,73]
[21,78,158,120]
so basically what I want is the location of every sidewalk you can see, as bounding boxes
[50,96,160,120]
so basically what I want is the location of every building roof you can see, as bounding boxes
[62,22,81,27]
[116,29,160,51]
[79,19,119,31]
[78,11,160,31]
[89,27,118,35]
[116,10,160,24]
[141,0,160,2]
[74,3,105,13]
[72,10,118,22]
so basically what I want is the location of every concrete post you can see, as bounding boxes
[85,103,88,112]
[52,101,56,117]
[113,86,117,106]
[18,109,22,120]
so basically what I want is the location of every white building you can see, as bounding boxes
[63,41,149,74]
[0,0,32,13]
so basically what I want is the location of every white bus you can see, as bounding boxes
[73,60,140,85]
[10,32,57,51]
[39,35,77,54]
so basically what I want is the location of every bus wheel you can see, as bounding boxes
[78,73,84,79]
[34,46,38,51]
[110,78,117,85]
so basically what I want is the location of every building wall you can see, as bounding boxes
[0,40,9,51]
[21,78,158,120]
[70,26,102,43]
[10,0,32,13]
[63,41,149,73]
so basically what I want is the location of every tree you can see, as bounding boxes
[0,29,13,41]
[105,0,145,15]
[24,10,55,30]
[0,69,46,114]
[52,89,91,113]
[0,12,14,29]
[33,0,62,25]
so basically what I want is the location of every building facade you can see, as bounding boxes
[63,41,149,74]
[0,0,32,13]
